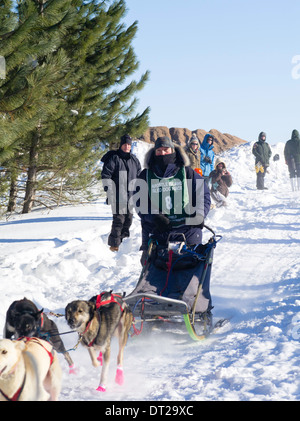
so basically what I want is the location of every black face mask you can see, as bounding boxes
[118,148,131,160]
[154,152,176,172]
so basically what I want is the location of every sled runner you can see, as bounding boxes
[124,226,227,341]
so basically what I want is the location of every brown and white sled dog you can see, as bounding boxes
[65,292,133,392]
[0,337,62,401]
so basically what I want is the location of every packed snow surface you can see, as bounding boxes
[0,141,299,401]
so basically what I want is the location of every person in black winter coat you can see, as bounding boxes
[101,134,141,251]
[135,136,211,255]
[252,132,272,190]
[284,129,300,191]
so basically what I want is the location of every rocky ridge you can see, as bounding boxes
[139,126,247,153]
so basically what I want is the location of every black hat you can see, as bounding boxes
[120,134,132,146]
[154,136,175,150]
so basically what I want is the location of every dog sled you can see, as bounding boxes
[124,226,227,341]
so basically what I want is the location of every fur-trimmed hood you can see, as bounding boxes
[143,144,190,169]
[214,157,227,169]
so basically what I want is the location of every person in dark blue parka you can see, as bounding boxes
[136,136,211,253]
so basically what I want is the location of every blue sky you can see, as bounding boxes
[124,0,300,144]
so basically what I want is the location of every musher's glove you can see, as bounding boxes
[153,214,171,232]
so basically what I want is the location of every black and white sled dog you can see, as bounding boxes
[4,298,74,371]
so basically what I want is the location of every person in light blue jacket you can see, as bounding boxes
[200,134,215,182]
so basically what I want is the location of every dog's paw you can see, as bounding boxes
[115,367,124,385]
[96,385,106,392]
[69,364,78,375]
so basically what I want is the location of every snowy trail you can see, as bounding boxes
[0,141,299,401]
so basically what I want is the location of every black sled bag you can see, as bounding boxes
[129,245,213,313]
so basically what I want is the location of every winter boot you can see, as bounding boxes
[290,178,296,191]
[297,178,300,191]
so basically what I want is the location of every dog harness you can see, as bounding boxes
[19,337,54,366]
[82,292,124,348]
[0,338,53,401]
[40,313,44,328]
[95,292,124,312]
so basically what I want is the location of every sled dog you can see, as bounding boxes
[4,298,74,370]
[65,292,133,391]
[0,337,62,401]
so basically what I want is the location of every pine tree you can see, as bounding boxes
[0,0,74,212]
[0,0,149,214]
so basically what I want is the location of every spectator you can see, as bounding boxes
[101,134,141,251]
[252,132,272,190]
[185,133,201,170]
[208,158,233,207]
[284,129,300,191]
[200,134,215,184]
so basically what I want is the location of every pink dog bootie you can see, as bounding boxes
[115,365,124,385]
[96,384,106,392]
[69,364,78,374]
[97,352,103,365]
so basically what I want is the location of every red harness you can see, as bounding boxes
[84,292,124,347]
[40,313,44,328]
[95,292,124,312]
[19,337,54,365]
[0,375,26,402]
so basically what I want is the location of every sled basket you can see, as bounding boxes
[124,226,222,339]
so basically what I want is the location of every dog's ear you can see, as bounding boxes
[88,301,96,318]
[34,309,43,320]
[65,304,69,320]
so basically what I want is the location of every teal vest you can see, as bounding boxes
[147,167,190,227]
